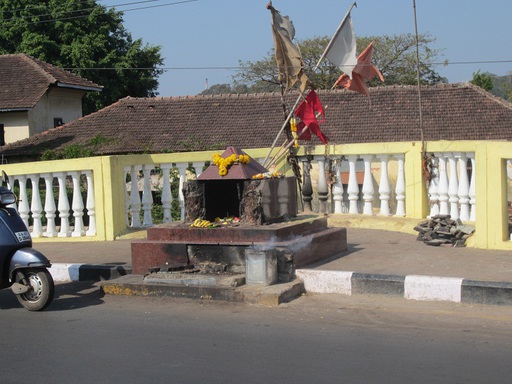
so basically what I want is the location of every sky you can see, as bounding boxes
[103,0,512,97]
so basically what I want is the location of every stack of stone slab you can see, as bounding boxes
[414,214,475,247]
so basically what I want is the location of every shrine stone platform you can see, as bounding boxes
[131,216,347,281]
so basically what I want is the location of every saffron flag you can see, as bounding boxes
[268,4,309,92]
[333,41,384,96]
[295,90,328,144]
[324,14,358,79]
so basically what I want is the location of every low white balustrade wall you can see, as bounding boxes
[11,170,96,238]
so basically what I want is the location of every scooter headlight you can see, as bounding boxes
[0,190,16,205]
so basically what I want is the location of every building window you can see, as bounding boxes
[54,118,64,128]
[0,124,4,146]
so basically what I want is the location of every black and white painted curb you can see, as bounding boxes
[48,264,512,306]
[49,263,131,283]
[295,269,512,306]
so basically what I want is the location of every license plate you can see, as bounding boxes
[15,231,31,242]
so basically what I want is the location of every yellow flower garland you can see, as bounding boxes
[212,153,250,176]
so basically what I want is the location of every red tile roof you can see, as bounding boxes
[1,83,511,159]
[0,54,102,110]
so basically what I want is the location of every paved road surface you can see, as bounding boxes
[1,282,511,384]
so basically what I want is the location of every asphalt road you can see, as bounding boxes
[1,282,512,384]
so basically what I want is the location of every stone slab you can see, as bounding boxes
[101,275,304,306]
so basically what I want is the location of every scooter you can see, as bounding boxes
[0,172,54,311]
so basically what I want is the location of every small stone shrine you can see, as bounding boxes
[131,147,347,294]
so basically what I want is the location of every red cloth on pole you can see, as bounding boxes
[295,90,329,144]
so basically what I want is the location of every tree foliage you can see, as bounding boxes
[0,0,163,113]
[204,33,446,95]
[470,70,494,92]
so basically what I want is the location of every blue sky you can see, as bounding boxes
[105,0,512,97]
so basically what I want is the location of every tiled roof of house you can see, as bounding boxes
[1,83,511,158]
[0,54,102,110]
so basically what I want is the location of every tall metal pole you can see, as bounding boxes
[412,0,425,151]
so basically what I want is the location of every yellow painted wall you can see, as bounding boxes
[1,142,512,250]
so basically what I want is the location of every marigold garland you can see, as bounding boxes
[212,153,250,176]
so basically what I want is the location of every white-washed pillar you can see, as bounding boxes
[428,156,440,217]
[316,157,329,214]
[457,153,470,222]
[43,173,57,237]
[70,171,85,237]
[29,174,43,238]
[378,155,391,216]
[362,155,375,215]
[394,154,406,217]
[437,154,449,215]
[160,163,173,223]
[332,159,344,214]
[55,172,71,237]
[16,175,30,229]
[84,170,96,236]
[347,155,360,214]
[129,166,142,227]
[176,163,188,221]
[469,154,476,222]
[141,164,154,226]
[448,154,459,220]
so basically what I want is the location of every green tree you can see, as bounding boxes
[213,33,445,94]
[0,0,163,114]
[470,70,494,92]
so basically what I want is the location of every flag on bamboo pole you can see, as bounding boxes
[295,90,328,144]
[332,41,384,96]
[267,4,310,92]
[323,14,358,79]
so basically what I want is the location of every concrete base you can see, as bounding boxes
[131,216,347,277]
[101,275,305,306]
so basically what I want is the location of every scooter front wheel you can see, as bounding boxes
[15,268,55,311]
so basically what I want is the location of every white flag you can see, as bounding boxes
[324,14,358,79]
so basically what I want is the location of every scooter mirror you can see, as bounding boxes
[2,171,10,190]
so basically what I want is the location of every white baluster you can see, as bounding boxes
[69,171,85,237]
[29,174,43,238]
[332,159,344,214]
[378,155,391,216]
[130,166,142,227]
[347,156,360,214]
[448,154,459,220]
[437,154,449,215]
[457,153,470,222]
[362,155,374,215]
[141,164,154,226]
[176,163,188,221]
[16,176,30,229]
[84,170,96,236]
[161,163,173,223]
[469,154,476,222]
[192,161,205,178]
[43,173,57,237]
[427,155,440,217]
[394,155,406,217]
[55,172,71,237]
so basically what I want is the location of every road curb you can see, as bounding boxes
[295,269,512,306]
[49,263,131,283]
